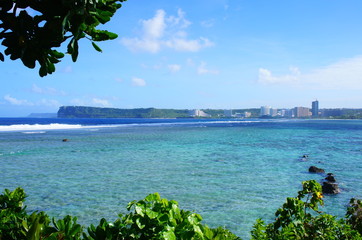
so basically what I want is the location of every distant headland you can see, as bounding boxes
[57,106,260,118]
[56,106,362,119]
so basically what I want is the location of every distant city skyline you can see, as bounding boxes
[2,1,362,117]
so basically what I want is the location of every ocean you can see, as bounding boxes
[1,118,362,239]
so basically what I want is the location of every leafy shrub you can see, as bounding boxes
[346,198,362,235]
[251,180,362,239]
[2,182,362,240]
[0,189,239,240]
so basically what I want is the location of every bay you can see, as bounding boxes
[1,118,362,239]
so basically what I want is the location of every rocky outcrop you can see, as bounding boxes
[325,173,336,183]
[322,181,340,194]
[309,166,325,173]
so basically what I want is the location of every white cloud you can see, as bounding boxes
[257,56,362,90]
[70,97,112,107]
[92,98,111,107]
[258,66,300,84]
[197,62,219,75]
[168,8,191,29]
[32,84,43,94]
[121,9,214,53]
[164,37,213,52]
[143,9,166,39]
[132,77,146,87]
[31,84,66,95]
[200,19,215,28]
[168,64,181,73]
[4,95,34,106]
[38,99,60,107]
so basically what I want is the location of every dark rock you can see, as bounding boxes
[325,175,336,182]
[309,166,325,173]
[322,182,340,194]
[62,139,69,142]
[327,173,334,176]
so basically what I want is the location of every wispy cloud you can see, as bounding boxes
[70,97,112,107]
[168,64,181,73]
[92,98,111,107]
[257,56,362,90]
[4,95,34,106]
[197,62,219,75]
[31,84,66,95]
[132,77,146,87]
[121,9,214,53]
[39,99,60,107]
[3,94,60,107]
[258,67,300,85]
[200,19,215,28]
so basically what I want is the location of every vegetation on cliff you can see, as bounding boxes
[57,106,260,118]
[58,106,191,118]
[1,180,362,239]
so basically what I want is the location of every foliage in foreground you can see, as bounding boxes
[1,180,362,239]
[251,180,362,239]
[0,188,239,240]
[0,0,126,77]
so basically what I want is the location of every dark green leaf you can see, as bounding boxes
[39,65,47,77]
[71,40,79,62]
[50,50,65,58]
[91,42,102,52]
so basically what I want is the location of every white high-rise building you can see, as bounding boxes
[270,108,278,117]
[224,109,233,117]
[189,109,210,117]
[260,106,271,116]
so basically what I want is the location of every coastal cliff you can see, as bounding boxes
[57,106,261,118]
[57,106,191,118]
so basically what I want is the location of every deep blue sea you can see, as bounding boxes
[1,118,362,239]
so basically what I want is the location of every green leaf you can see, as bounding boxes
[136,218,145,229]
[71,40,79,62]
[163,230,176,240]
[47,59,56,73]
[50,50,65,58]
[146,208,158,219]
[135,205,144,216]
[0,52,4,61]
[92,42,102,52]
[39,65,48,77]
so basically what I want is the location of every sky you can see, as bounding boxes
[1,0,362,117]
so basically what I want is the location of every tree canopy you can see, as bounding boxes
[0,0,126,77]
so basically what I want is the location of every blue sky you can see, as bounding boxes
[1,0,362,117]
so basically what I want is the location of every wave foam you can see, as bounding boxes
[0,123,83,132]
[0,119,268,132]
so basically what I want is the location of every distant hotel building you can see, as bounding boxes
[260,106,271,116]
[270,108,278,117]
[244,111,252,118]
[224,109,233,117]
[294,107,310,118]
[189,109,210,117]
[312,100,319,117]
[259,100,320,118]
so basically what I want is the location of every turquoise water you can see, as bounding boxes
[1,119,362,239]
